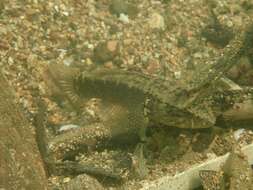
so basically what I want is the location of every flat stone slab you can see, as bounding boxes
[140,143,253,190]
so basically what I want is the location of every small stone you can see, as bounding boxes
[225,146,253,189]
[93,40,119,64]
[63,177,71,183]
[63,57,74,66]
[83,41,94,49]
[141,55,149,63]
[107,40,118,52]
[85,58,93,65]
[226,20,233,28]
[119,13,129,23]
[8,57,14,65]
[146,59,160,74]
[174,71,181,79]
[104,61,114,69]
[148,13,165,30]
[193,52,203,59]
[227,56,252,83]
[234,129,245,141]
[87,43,94,49]
[58,124,80,133]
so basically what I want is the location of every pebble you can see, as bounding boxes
[63,57,74,66]
[148,13,165,30]
[174,71,181,79]
[193,52,203,59]
[58,124,80,133]
[234,129,245,141]
[85,58,93,65]
[119,13,129,23]
[63,177,71,183]
[93,40,119,64]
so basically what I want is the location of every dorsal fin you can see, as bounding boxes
[44,63,81,110]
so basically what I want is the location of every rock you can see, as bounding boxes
[148,13,165,30]
[104,61,114,69]
[109,0,138,18]
[63,56,74,66]
[119,13,129,23]
[200,143,253,190]
[107,40,118,53]
[224,146,253,190]
[201,19,234,47]
[93,40,119,64]
[146,59,160,74]
[174,71,181,79]
[85,58,93,65]
[193,52,203,59]
[233,129,245,141]
[62,174,104,190]
[227,56,252,84]
[58,124,80,133]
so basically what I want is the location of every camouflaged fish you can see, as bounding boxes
[46,23,253,180]
[49,24,253,133]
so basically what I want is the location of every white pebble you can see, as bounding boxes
[234,128,245,141]
[119,13,129,23]
[58,124,80,132]
[174,71,181,79]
